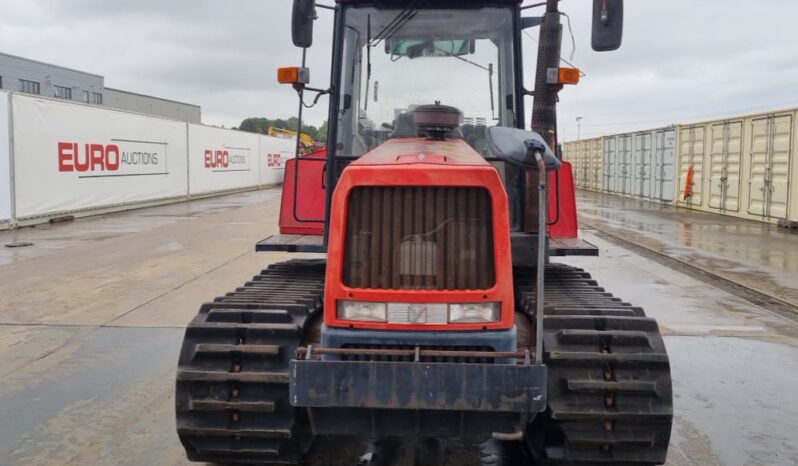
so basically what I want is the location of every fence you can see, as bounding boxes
[564,110,798,226]
[0,92,294,229]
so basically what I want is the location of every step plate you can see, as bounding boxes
[290,360,547,413]
[256,234,325,253]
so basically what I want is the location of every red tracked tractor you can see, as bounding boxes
[175,0,673,464]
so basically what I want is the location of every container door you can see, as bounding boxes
[708,121,742,212]
[593,139,603,190]
[632,134,642,196]
[635,132,653,197]
[678,125,704,205]
[620,135,633,194]
[584,141,591,189]
[659,130,677,202]
[573,141,582,188]
[748,114,792,219]
[603,138,613,191]
[651,130,676,202]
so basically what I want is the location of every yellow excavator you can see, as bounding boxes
[268,127,317,155]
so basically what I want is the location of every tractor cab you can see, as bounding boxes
[259,0,611,257]
[334,5,519,158]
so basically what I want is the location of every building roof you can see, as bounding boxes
[104,87,201,109]
[0,51,104,79]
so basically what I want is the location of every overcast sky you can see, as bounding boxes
[2,0,798,141]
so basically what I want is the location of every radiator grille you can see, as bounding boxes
[341,344,495,363]
[343,187,496,290]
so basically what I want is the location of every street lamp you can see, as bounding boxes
[576,116,583,140]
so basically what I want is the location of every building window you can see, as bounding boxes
[54,85,72,99]
[83,91,90,103]
[20,79,40,95]
[92,92,103,104]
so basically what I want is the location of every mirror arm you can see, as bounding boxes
[521,17,543,30]
[316,3,335,10]
[296,86,332,109]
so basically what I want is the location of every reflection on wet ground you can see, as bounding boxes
[574,190,798,307]
[0,189,278,267]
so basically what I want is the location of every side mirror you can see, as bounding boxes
[591,0,623,52]
[292,0,316,48]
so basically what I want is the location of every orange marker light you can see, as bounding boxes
[277,66,310,85]
[558,67,581,85]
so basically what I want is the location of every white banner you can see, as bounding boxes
[0,91,10,224]
[188,124,261,196]
[12,94,188,218]
[258,135,294,186]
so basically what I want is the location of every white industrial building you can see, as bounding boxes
[0,51,201,123]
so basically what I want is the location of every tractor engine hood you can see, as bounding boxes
[349,137,495,167]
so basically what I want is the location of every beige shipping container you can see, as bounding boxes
[675,109,798,225]
[588,137,604,191]
[708,119,744,212]
[677,124,706,208]
[572,138,602,190]
[563,140,578,184]
[569,140,580,188]
[578,138,591,190]
[561,139,603,192]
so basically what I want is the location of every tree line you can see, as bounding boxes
[237,117,328,142]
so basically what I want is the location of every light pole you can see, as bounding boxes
[576,116,583,140]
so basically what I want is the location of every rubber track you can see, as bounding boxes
[518,264,673,465]
[175,259,326,465]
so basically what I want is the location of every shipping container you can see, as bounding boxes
[708,120,743,212]
[603,136,617,192]
[581,140,591,189]
[589,138,604,191]
[632,131,653,197]
[546,106,796,226]
[562,141,578,179]
[674,110,797,225]
[572,140,583,188]
[618,133,634,195]
[677,124,706,207]
[653,128,677,202]
[747,113,792,220]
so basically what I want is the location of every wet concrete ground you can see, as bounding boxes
[1,189,797,465]
[574,190,798,309]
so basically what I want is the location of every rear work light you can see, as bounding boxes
[337,301,501,325]
[277,66,310,85]
[546,67,581,85]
